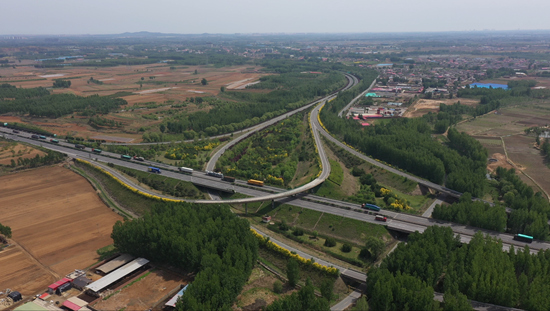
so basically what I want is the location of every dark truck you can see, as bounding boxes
[75,144,86,149]
[222,176,236,182]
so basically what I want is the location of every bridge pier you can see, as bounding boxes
[245,203,247,215]
[272,200,275,209]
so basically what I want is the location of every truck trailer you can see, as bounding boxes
[148,167,161,174]
[178,167,193,174]
[247,179,264,187]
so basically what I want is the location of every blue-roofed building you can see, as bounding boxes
[165,284,189,308]
[469,83,508,90]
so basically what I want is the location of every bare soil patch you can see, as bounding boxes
[90,268,187,311]
[0,244,56,297]
[487,153,514,173]
[503,135,550,194]
[0,166,122,295]
[404,98,478,117]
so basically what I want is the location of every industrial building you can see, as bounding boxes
[95,253,135,275]
[85,257,150,296]
[165,284,189,308]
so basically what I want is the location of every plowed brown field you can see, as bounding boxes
[0,166,122,296]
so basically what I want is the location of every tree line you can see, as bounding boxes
[368,226,550,310]
[10,150,65,169]
[0,84,127,118]
[433,167,550,240]
[111,203,258,310]
[0,83,50,99]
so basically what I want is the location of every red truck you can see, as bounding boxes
[375,215,387,222]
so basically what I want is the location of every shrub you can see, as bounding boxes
[324,237,336,247]
[341,243,352,253]
[293,228,304,236]
[273,280,283,294]
[279,221,290,231]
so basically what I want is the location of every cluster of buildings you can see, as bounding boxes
[5,254,190,311]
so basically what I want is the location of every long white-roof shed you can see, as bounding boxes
[95,254,135,274]
[85,257,149,293]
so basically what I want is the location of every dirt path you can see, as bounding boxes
[12,240,60,280]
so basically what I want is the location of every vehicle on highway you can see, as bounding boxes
[247,179,264,187]
[92,148,102,153]
[375,215,387,222]
[222,176,236,182]
[31,135,39,139]
[206,170,224,178]
[120,155,132,160]
[361,203,381,212]
[148,167,161,174]
[12,130,19,134]
[178,167,193,175]
[514,233,533,243]
[50,139,59,143]
[75,144,86,149]
[133,156,145,161]
[39,135,47,139]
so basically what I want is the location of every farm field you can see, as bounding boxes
[456,101,550,195]
[0,166,123,296]
[90,268,187,311]
[0,63,268,140]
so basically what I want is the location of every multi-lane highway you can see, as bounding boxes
[4,131,545,255]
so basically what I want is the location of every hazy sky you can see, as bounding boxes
[3,0,550,35]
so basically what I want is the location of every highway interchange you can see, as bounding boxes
[1,72,540,310]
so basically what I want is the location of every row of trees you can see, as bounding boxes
[432,193,508,232]
[0,83,50,99]
[10,150,66,169]
[111,203,258,310]
[433,166,550,240]
[368,225,550,310]
[0,84,126,118]
[52,79,71,88]
[495,167,550,240]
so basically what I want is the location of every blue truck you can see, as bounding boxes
[361,203,381,212]
[148,167,161,174]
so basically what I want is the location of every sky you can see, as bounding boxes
[3,0,550,35]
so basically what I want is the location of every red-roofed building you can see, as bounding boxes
[62,300,82,311]
[47,278,71,294]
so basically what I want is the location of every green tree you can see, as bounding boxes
[159,124,166,133]
[320,278,334,301]
[353,296,369,311]
[201,78,208,85]
[0,223,12,238]
[220,86,226,92]
[273,280,283,294]
[443,292,473,311]
[287,258,300,287]
[364,237,385,260]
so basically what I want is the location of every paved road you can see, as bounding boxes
[2,128,546,254]
[337,75,378,118]
[205,73,357,172]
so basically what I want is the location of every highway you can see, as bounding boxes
[5,132,544,254]
[337,75,378,118]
